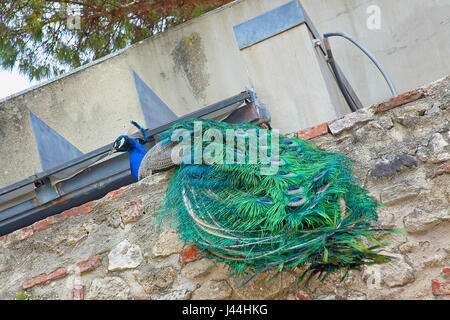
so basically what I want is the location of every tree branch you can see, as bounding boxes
[81,0,233,21]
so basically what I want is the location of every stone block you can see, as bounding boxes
[191,280,232,300]
[328,109,373,135]
[151,231,185,258]
[380,182,421,205]
[86,277,130,300]
[404,209,450,233]
[108,239,143,271]
[181,259,215,279]
[370,153,418,177]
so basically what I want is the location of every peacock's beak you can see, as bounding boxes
[110,137,125,155]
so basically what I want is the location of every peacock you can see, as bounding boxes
[112,121,149,181]
[113,118,398,284]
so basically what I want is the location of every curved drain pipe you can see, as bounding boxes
[323,32,398,105]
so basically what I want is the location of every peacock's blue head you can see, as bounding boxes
[113,135,137,152]
[113,121,148,153]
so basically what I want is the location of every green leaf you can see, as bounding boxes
[0,0,225,80]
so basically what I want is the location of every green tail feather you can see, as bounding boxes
[155,118,398,283]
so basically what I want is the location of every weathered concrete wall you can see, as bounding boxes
[1,0,449,189]
[240,23,350,133]
[301,0,450,107]
[0,76,448,300]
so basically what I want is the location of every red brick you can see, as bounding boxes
[46,212,69,224]
[374,89,425,114]
[180,245,200,264]
[296,290,313,300]
[47,267,67,281]
[23,273,47,290]
[108,184,136,201]
[32,219,50,232]
[75,255,101,274]
[121,200,144,223]
[427,161,450,179]
[15,226,34,241]
[297,123,329,140]
[22,267,68,289]
[45,214,64,225]
[0,235,8,247]
[442,268,450,280]
[73,284,83,300]
[63,201,95,218]
[41,201,95,228]
[431,280,450,296]
[1,234,13,248]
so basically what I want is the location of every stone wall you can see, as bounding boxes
[0,77,449,300]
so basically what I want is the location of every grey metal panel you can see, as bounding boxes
[0,91,256,236]
[0,172,135,236]
[0,183,34,207]
[0,199,37,223]
[233,0,305,50]
[0,177,35,198]
[132,70,178,130]
[29,112,83,171]
[56,152,131,195]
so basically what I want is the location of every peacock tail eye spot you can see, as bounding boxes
[282,140,298,147]
[279,171,296,177]
[259,199,273,204]
[287,186,303,194]
[289,196,306,206]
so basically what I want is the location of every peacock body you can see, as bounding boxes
[114,118,397,283]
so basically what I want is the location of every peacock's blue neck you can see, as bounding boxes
[128,141,147,181]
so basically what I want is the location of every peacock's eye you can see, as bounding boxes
[288,196,306,206]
